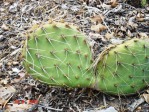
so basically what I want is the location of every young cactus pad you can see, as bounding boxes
[22,21,95,88]
[95,38,149,95]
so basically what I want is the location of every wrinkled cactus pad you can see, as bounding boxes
[22,21,95,88]
[95,38,149,95]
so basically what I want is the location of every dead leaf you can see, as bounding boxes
[0,78,9,85]
[89,32,105,40]
[110,0,118,8]
[105,32,114,40]
[91,24,107,32]
[6,104,32,111]
[29,24,40,32]
[120,26,126,32]
[102,3,111,9]
[1,24,9,31]
[142,94,149,104]
[0,8,6,12]
[127,30,133,37]
[136,13,145,22]
[137,13,144,18]
[147,89,149,93]
[3,0,14,5]
[117,31,124,37]
[10,48,21,56]
[3,0,14,2]
[128,18,138,28]
[106,0,118,8]
[12,61,19,65]
[90,14,104,23]
[12,72,25,83]
[139,33,148,38]
[136,17,145,22]
[0,85,16,105]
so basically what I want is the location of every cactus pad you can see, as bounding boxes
[22,21,95,88]
[95,39,149,95]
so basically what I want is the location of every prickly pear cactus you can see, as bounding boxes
[95,38,149,95]
[22,21,95,88]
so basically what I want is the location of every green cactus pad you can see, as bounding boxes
[95,38,149,95]
[22,21,95,88]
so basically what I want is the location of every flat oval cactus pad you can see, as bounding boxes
[22,21,95,88]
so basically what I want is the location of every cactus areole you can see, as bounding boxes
[22,21,95,88]
[22,21,149,95]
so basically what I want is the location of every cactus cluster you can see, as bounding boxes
[22,21,95,88]
[22,21,149,95]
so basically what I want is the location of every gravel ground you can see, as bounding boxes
[0,0,149,112]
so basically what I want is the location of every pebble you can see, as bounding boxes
[10,46,17,49]
[12,67,20,73]
[110,38,123,44]
[7,62,12,66]
[12,61,19,65]
[0,35,5,42]
[137,106,142,110]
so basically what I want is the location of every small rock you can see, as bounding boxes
[12,68,20,73]
[10,46,17,49]
[110,38,123,44]
[136,106,142,110]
